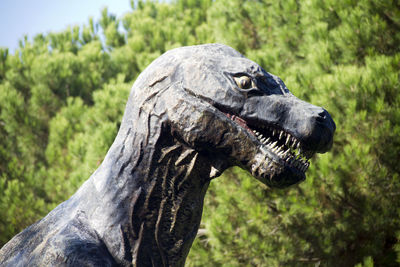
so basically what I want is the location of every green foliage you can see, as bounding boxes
[1,0,399,265]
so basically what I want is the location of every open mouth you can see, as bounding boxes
[224,113,315,174]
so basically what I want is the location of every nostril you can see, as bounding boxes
[316,114,326,124]
[313,108,335,136]
[316,116,325,123]
[315,109,327,123]
[318,109,327,117]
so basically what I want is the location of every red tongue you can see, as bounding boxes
[224,113,255,135]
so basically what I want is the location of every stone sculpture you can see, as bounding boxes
[0,44,335,266]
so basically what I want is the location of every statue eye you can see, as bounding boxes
[234,76,253,89]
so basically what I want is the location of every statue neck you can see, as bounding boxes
[80,128,212,266]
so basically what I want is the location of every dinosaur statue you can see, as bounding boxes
[0,44,335,266]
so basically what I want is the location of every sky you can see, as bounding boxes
[0,0,132,52]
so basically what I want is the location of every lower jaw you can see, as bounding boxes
[265,169,305,188]
[249,149,306,188]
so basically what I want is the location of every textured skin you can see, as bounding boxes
[0,44,335,266]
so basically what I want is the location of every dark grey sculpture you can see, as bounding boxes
[0,44,335,266]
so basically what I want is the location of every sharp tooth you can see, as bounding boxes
[261,137,266,143]
[296,141,300,149]
[272,141,278,147]
[272,129,275,136]
[279,131,284,140]
[284,148,290,157]
[291,138,296,148]
[286,135,290,145]
[251,164,257,174]
[265,137,271,143]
